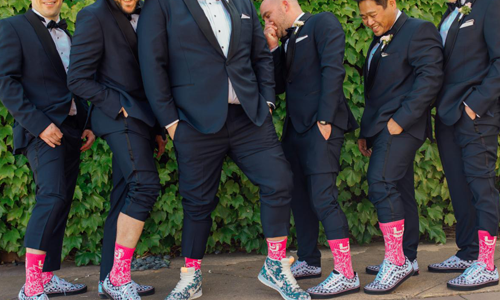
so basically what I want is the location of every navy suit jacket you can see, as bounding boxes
[436,0,500,126]
[137,0,275,133]
[0,9,89,154]
[360,12,444,141]
[68,0,158,135]
[272,12,358,135]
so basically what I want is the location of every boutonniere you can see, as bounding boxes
[380,34,393,50]
[459,2,472,17]
[292,20,304,34]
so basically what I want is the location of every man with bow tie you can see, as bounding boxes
[260,0,360,298]
[67,0,166,298]
[430,0,500,290]
[0,0,95,299]
[355,0,443,294]
[138,0,310,299]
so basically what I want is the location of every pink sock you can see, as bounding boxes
[267,238,287,261]
[478,230,497,271]
[109,243,135,286]
[328,238,354,279]
[42,272,54,285]
[25,253,45,296]
[379,220,405,266]
[185,258,202,270]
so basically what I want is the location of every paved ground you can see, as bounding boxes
[1,239,499,300]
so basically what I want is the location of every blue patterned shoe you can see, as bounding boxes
[366,259,419,276]
[258,257,311,300]
[102,274,140,300]
[428,255,474,273]
[364,257,414,294]
[99,280,155,298]
[43,274,87,296]
[447,262,499,291]
[18,286,49,300]
[291,260,322,280]
[306,271,360,299]
[165,267,202,300]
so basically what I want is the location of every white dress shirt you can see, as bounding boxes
[33,9,77,116]
[130,14,140,32]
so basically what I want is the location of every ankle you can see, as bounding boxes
[267,238,287,261]
[185,258,202,270]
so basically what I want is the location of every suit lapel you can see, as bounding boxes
[25,9,67,81]
[183,0,225,57]
[285,13,311,80]
[364,38,379,97]
[221,0,240,61]
[365,12,408,97]
[105,0,139,62]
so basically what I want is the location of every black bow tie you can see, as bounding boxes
[46,19,67,31]
[447,1,463,10]
[280,27,296,44]
[124,6,141,21]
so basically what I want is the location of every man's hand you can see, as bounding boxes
[387,118,403,135]
[155,135,167,159]
[465,105,477,120]
[80,129,96,152]
[120,107,129,118]
[264,22,279,50]
[39,123,63,148]
[358,139,372,157]
[317,121,331,141]
[167,122,179,141]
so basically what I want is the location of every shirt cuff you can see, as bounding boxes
[463,102,480,118]
[267,102,276,110]
[270,46,279,52]
[165,119,179,129]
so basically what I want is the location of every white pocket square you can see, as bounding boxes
[460,19,474,28]
[295,35,309,43]
[241,14,251,19]
[381,52,389,57]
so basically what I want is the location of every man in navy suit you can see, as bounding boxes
[138,0,309,299]
[260,0,360,298]
[356,0,443,294]
[0,0,94,299]
[67,0,165,298]
[429,0,500,290]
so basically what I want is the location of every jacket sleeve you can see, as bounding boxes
[0,19,52,137]
[249,0,275,105]
[137,0,179,127]
[392,21,444,130]
[67,9,123,120]
[314,13,346,124]
[461,0,500,116]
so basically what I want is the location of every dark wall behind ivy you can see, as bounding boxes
[1,0,498,265]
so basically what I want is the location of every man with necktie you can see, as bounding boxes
[430,0,500,290]
[138,0,310,299]
[0,0,95,299]
[260,0,360,298]
[68,0,166,298]
[355,0,443,294]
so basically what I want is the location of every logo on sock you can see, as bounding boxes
[339,243,350,253]
[393,226,404,238]
[484,236,496,246]
[269,244,281,252]
[115,249,124,260]
[38,261,43,270]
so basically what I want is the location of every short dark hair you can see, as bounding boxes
[355,0,389,9]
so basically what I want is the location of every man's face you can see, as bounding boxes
[358,0,398,37]
[31,0,63,20]
[260,0,288,39]
[114,0,139,14]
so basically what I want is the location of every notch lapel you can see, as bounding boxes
[183,0,225,57]
[105,0,139,62]
[285,13,311,80]
[220,0,240,61]
[25,9,67,81]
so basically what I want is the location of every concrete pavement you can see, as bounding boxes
[1,239,499,300]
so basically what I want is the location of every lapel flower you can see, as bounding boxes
[459,2,472,16]
[292,20,305,34]
[380,34,393,50]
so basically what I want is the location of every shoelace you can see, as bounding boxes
[461,262,486,278]
[281,262,302,292]
[120,282,138,298]
[290,261,306,271]
[172,272,196,293]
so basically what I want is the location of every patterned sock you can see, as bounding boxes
[267,238,287,261]
[379,220,405,266]
[25,253,46,296]
[42,272,54,285]
[478,230,497,271]
[328,238,355,279]
[185,258,202,270]
[109,243,135,286]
